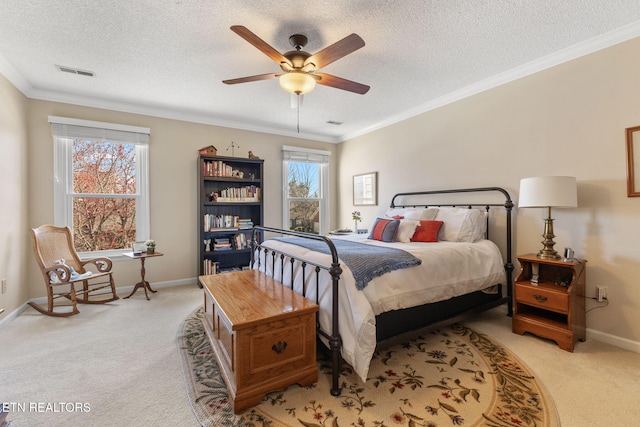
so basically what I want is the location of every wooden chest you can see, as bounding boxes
[200,270,318,413]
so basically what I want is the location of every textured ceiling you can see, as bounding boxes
[1,1,640,142]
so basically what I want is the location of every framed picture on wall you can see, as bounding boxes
[626,126,640,197]
[353,172,378,206]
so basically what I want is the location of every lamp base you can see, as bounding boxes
[536,211,561,260]
[536,249,561,260]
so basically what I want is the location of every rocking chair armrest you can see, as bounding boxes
[80,257,113,273]
[43,265,73,283]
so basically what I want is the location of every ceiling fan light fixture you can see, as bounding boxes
[279,71,316,95]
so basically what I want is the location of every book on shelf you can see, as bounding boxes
[203,214,240,232]
[237,218,254,229]
[214,237,233,251]
[203,160,234,178]
[210,186,260,202]
[202,159,256,179]
[203,260,220,275]
[232,233,249,250]
[213,237,233,251]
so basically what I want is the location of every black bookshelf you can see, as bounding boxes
[197,154,263,279]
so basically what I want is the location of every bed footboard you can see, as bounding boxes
[250,226,343,396]
[249,186,513,397]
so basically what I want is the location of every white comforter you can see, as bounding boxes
[255,233,505,382]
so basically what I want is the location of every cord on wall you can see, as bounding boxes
[586,296,609,313]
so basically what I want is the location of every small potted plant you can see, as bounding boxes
[145,240,156,254]
[352,211,362,232]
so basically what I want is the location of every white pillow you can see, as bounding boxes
[434,207,486,242]
[393,219,420,242]
[386,207,438,220]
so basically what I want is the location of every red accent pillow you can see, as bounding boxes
[411,220,444,242]
[369,218,400,242]
[392,215,404,219]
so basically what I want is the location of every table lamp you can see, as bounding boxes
[519,176,578,259]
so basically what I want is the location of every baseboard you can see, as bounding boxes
[587,327,640,353]
[0,303,29,331]
[6,279,638,356]
[0,277,198,331]
[114,277,198,296]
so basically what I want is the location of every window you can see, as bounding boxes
[49,116,150,256]
[282,146,330,235]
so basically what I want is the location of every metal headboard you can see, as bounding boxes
[390,187,514,315]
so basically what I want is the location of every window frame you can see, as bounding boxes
[282,145,330,235]
[50,116,150,258]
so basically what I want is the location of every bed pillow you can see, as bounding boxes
[410,220,444,242]
[393,219,420,242]
[385,207,438,220]
[368,218,400,242]
[434,207,486,242]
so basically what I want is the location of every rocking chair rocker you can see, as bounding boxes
[29,225,119,317]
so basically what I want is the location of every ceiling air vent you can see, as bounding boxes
[56,65,95,77]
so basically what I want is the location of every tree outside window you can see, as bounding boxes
[282,146,330,235]
[288,162,320,233]
[51,116,150,255]
[71,140,138,252]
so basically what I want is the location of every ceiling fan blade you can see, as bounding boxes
[305,34,365,69]
[314,73,370,94]
[230,25,292,67]
[222,73,279,85]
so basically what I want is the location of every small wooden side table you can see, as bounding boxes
[512,253,586,351]
[123,252,164,300]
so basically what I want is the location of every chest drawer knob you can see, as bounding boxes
[534,294,548,302]
[272,340,288,354]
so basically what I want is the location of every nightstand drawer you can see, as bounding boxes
[515,283,568,313]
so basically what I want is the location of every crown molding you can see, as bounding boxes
[0,53,32,94]
[3,21,639,145]
[26,87,339,143]
[339,21,640,142]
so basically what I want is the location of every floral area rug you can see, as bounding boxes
[177,308,559,426]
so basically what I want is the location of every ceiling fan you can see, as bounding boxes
[222,25,370,96]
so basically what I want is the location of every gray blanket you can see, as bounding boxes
[272,237,422,290]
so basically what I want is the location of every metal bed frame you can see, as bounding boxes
[250,187,513,397]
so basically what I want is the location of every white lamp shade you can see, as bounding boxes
[519,176,578,208]
[279,71,316,94]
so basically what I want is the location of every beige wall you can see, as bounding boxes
[0,73,29,319]
[3,35,640,351]
[338,37,640,349]
[1,96,337,318]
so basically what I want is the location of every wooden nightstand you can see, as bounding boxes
[512,254,586,351]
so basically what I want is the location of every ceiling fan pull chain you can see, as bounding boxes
[297,99,300,133]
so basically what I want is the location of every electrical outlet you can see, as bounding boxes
[596,286,607,302]
[1,279,6,294]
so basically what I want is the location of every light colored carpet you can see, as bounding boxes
[0,284,203,426]
[1,284,639,426]
[178,307,559,426]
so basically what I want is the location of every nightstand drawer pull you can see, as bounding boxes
[271,340,288,354]
[533,294,548,302]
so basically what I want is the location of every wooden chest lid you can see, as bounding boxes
[200,270,318,329]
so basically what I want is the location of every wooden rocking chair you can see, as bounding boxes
[29,225,119,317]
